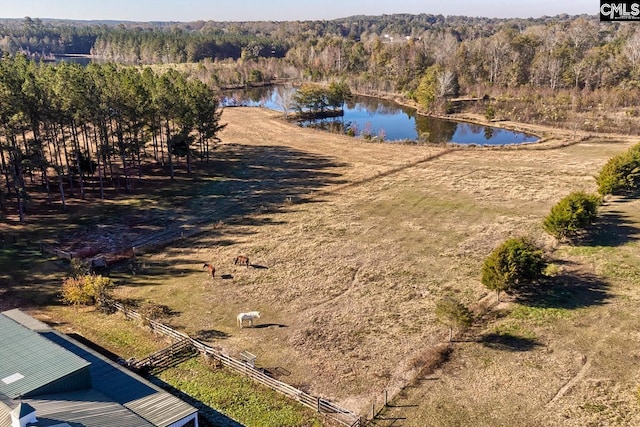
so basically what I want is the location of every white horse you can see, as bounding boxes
[237,311,260,328]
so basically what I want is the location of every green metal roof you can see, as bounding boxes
[0,312,91,399]
[0,310,198,427]
[43,330,198,427]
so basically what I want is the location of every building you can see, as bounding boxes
[0,309,198,427]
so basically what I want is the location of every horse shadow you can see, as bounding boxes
[250,264,269,270]
[221,274,234,280]
[254,323,288,329]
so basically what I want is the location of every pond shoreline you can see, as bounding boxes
[223,86,544,145]
[348,90,619,148]
[351,90,550,143]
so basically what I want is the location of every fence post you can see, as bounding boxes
[317,397,321,413]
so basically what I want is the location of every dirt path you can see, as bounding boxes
[546,355,591,407]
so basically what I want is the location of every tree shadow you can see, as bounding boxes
[108,259,198,279]
[34,144,348,295]
[107,258,239,287]
[114,298,181,317]
[37,143,348,286]
[481,332,541,352]
[580,210,640,247]
[195,329,230,340]
[187,144,348,225]
[514,271,610,310]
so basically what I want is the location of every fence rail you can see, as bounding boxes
[130,338,197,375]
[107,300,362,427]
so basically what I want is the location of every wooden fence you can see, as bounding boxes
[130,338,197,375]
[106,300,362,427]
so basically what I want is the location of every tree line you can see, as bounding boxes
[2,13,631,132]
[6,15,640,108]
[4,14,636,94]
[0,54,225,221]
[0,17,100,57]
[91,27,287,64]
[0,17,287,63]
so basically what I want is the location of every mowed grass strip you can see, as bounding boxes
[158,358,328,427]
[36,306,167,358]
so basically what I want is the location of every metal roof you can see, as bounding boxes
[0,388,155,427]
[0,310,198,427]
[0,313,91,399]
[2,309,51,332]
[43,331,198,427]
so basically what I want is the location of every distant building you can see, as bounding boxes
[0,309,198,427]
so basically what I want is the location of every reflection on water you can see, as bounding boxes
[220,86,539,145]
[52,55,96,66]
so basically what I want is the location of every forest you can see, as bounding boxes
[2,12,640,221]
[0,55,224,222]
[3,14,640,99]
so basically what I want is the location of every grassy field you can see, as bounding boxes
[3,107,640,425]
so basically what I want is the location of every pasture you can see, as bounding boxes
[6,107,640,425]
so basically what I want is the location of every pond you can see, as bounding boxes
[221,86,539,146]
[50,55,96,66]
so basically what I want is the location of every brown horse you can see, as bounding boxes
[202,263,215,278]
[234,255,250,267]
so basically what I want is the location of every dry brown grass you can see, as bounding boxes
[22,107,640,425]
[408,343,452,381]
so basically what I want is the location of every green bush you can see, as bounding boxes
[248,69,263,84]
[481,237,547,301]
[485,104,496,121]
[596,143,640,195]
[435,297,474,342]
[543,191,601,240]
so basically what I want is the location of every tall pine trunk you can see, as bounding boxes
[92,126,105,199]
[59,123,74,196]
[8,136,25,222]
[71,122,85,199]
[165,119,174,180]
[114,121,130,193]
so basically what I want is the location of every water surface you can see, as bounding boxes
[221,86,539,145]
